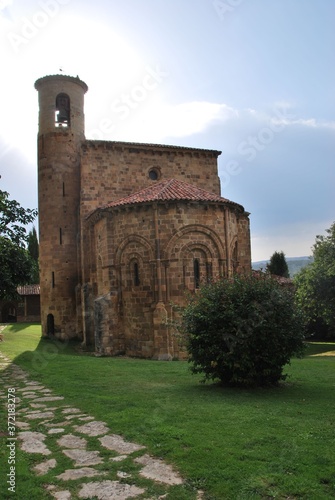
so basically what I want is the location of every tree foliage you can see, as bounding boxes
[0,189,38,298]
[0,189,37,245]
[267,250,290,277]
[295,222,335,339]
[179,274,305,387]
[0,238,33,298]
[27,226,39,261]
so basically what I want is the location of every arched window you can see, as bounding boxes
[194,258,200,289]
[133,262,140,286]
[55,93,70,127]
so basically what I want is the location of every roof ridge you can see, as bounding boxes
[83,140,221,155]
[158,178,176,198]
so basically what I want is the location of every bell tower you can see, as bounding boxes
[35,75,88,339]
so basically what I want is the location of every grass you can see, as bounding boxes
[1,323,335,499]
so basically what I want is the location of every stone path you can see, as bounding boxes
[0,347,203,499]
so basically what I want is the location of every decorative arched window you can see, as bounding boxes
[55,93,70,127]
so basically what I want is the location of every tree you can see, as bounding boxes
[0,189,37,244]
[267,251,290,277]
[27,226,39,261]
[0,189,38,299]
[295,222,335,339]
[0,238,33,298]
[179,274,305,387]
[27,226,39,283]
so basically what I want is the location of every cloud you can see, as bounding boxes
[88,99,239,144]
[152,101,239,138]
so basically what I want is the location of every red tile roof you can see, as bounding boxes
[101,178,244,211]
[17,285,40,295]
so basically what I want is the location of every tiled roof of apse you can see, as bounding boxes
[100,178,244,211]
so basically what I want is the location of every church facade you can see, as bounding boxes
[35,74,251,359]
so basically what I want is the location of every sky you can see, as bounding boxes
[0,0,334,262]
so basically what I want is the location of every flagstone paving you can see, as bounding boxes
[0,348,203,499]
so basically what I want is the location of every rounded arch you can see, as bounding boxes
[179,241,213,261]
[115,235,154,265]
[164,224,225,261]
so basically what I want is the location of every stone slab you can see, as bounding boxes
[73,420,109,436]
[19,431,51,456]
[25,411,54,420]
[51,491,72,500]
[62,449,103,466]
[135,454,183,485]
[99,434,145,455]
[57,434,87,449]
[48,428,65,435]
[61,407,82,414]
[77,480,145,499]
[33,458,57,475]
[32,396,64,402]
[57,467,105,481]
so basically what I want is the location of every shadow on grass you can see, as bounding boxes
[304,342,335,356]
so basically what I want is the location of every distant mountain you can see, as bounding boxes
[252,256,314,277]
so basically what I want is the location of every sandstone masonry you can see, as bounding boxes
[35,74,251,359]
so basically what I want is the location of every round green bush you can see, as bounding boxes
[180,274,305,387]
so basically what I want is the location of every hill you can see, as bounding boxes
[252,256,314,277]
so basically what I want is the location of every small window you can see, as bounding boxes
[52,272,55,288]
[149,168,159,180]
[134,262,140,286]
[194,259,200,289]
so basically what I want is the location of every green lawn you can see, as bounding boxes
[1,323,335,499]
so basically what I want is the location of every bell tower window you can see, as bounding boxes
[55,93,70,127]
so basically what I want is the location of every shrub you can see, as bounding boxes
[179,274,305,387]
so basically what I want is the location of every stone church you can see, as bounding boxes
[35,74,251,359]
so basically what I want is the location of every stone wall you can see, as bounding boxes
[84,199,251,358]
[80,141,221,219]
